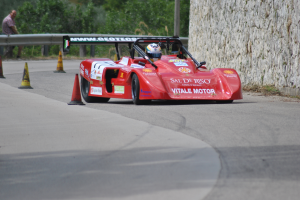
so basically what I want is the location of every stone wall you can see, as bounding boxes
[189,0,300,95]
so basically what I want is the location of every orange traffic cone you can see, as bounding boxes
[68,74,85,105]
[0,55,5,78]
[54,51,66,73]
[18,62,33,89]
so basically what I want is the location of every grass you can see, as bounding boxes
[243,84,300,99]
[243,84,281,95]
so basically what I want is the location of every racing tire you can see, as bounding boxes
[216,100,233,104]
[131,74,151,105]
[81,76,110,103]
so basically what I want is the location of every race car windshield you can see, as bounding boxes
[149,53,161,58]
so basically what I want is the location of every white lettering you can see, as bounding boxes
[171,78,211,85]
[170,78,182,83]
[172,88,215,94]
[193,79,211,84]
[183,79,192,83]
[87,38,96,41]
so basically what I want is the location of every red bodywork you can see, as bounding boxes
[79,54,242,101]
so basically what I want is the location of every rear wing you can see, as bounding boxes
[63,35,169,61]
[63,35,180,52]
[62,35,204,68]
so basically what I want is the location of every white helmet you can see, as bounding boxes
[146,43,162,61]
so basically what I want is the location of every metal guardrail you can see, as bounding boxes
[0,34,188,46]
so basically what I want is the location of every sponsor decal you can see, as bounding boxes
[224,74,238,78]
[169,59,188,66]
[120,73,124,78]
[224,70,234,74]
[143,69,152,73]
[80,69,84,76]
[130,64,145,68]
[223,70,237,78]
[85,69,89,77]
[91,86,102,95]
[143,72,156,76]
[142,68,156,76]
[169,59,187,63]
[171,88,215,94]
[170,78,211,86]
[114,86,125,94]
[140,89,152,97]
[178,67,191,73]
[174,62,188,67]
[64,39,69,49]
[70,37,137,42]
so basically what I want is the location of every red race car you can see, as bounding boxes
[63,36,242,105]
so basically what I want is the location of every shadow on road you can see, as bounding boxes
[0,147,217,200]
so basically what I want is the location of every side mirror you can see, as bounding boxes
[197,61,206,68]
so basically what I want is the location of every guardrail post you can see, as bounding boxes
[80,45,86,57]
[90,45,95,57]
[41,45,49,56]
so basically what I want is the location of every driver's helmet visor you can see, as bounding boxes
[149,53,161,58]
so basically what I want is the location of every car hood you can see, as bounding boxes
[154,59,228,99]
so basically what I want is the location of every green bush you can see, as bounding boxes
[17,0,97,34]
[4,0,190,58]
[103,0,190,37]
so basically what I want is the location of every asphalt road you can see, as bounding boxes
[1,59,300,200]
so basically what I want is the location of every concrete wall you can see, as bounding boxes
[189,0,300,95]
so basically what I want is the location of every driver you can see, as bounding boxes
[146,43,162,62]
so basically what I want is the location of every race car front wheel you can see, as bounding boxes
[131,74,151,105]
[81,76,110,103]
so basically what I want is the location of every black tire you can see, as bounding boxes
[81,76,110,103]
[131,74,151,105]
[216,100,233,104]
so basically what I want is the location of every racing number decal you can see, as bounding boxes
[91,61,123,81]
